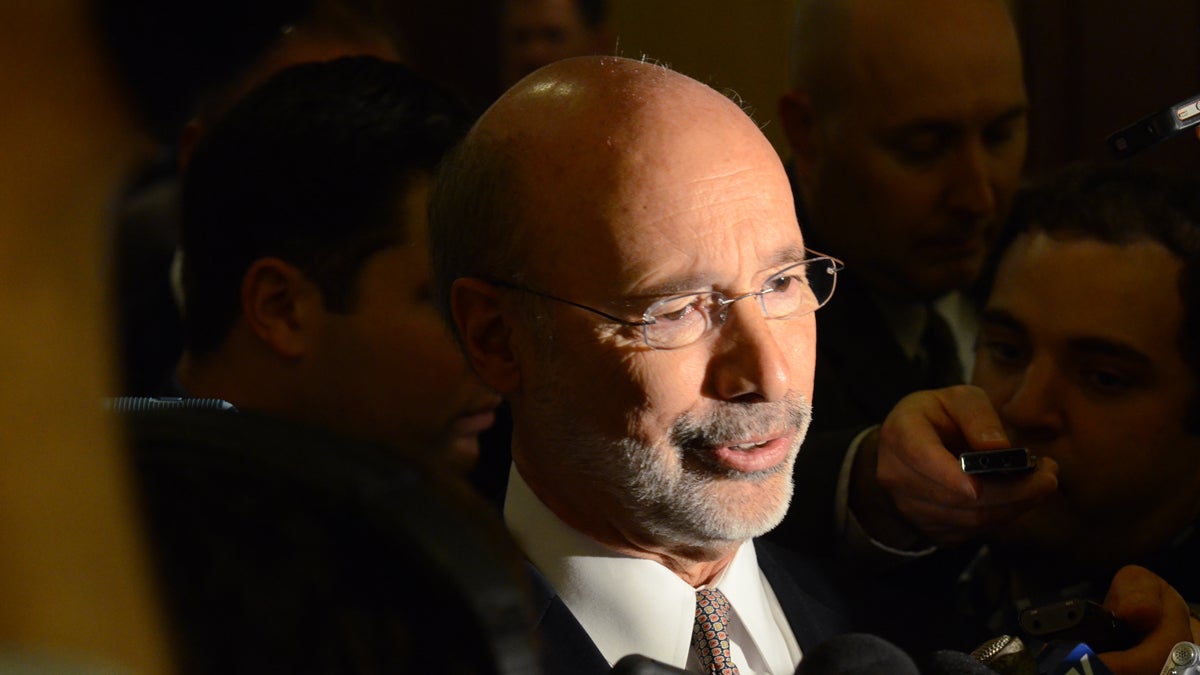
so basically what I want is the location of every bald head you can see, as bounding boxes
[791,0,1019,115]
[782,0,1026,301]
[432,56,816,560]
[431,56,791,323]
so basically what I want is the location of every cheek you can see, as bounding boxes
[781,320,817,398]
[1053,401,1181,494]
[619,350,709,439]
[367,315,475,405]
[970,359,1015,404]
[854,148,943,215]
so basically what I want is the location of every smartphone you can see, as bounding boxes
[959,447,1036,475]
[1019,599,1136,653]
[1107,92,1200,159]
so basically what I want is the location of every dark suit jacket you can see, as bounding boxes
[768,268,940,553]
[527,539,852,675]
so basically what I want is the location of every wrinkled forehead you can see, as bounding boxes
[839,0,1024,119]
[988,232,1187,355]
[487,62,802,289]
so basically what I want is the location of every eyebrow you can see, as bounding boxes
[887,104,1029,138]
[1065,337,1153,369]
[615,244,810,307]
[979,308,1154,367]
[978,308,1026,334]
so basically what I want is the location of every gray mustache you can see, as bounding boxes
[669,394,812,450]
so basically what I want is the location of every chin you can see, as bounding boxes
[987,507,1080,565]
[441,435,481,475]
[699,474,793,541]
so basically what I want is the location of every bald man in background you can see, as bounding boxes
[770,0,1040,556]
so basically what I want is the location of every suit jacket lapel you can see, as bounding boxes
[754,539,851,653]
[527,562,611,675]
[816,271,925,422]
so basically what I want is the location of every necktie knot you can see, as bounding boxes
[692,588,740,675]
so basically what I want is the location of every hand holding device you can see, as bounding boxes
[1020,599,1137,654]
[1159,642,1200,675]
[960,447,1037,475]
[1108,93,1200,159]
[1093,566,1195,675]
[867,386,1058,546]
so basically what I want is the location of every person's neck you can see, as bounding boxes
[589,527,741,588]
[513,452,742,588]
[1002,551,1107,604]
[176,345,284,413]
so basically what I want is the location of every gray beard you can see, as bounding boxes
[528,364,811,549]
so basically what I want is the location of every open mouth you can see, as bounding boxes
[707,434,792,474]
[728,440,771,451]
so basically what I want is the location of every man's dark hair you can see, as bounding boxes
[181,56,471,356]
[993,163,1200,432]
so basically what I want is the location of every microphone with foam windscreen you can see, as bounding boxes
[794,633,920,675]
[928,649,1009,674]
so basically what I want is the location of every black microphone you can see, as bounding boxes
[609,654,690,675]
[927,649,1007,674]
[794,633,920,675]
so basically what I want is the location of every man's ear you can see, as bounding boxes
[240,257,318,359]
[778,90,822,179]
[452,277,520,394]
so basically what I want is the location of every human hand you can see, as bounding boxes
[851,385,1058,548]
[1098,565,1193,675]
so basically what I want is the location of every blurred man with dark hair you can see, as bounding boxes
[177,56,500,470]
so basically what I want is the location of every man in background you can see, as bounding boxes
[849,165,1200,663]
[772,0,1032,552]
[176,56,500,470]
[499,0,611,88]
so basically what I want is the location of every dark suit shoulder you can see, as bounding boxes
[755,539,852,650]
[526,562,611,675]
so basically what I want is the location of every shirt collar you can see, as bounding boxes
[505,466,799,672]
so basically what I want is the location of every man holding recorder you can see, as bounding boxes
[847,164,1200,668]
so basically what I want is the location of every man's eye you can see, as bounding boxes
[1079,366,1137,396]
[763,274,794,294]
[651,296,705,323]
[977,338,1027,367]
[888,134,950,164]
[983,118,1024,152]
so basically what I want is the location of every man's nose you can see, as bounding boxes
[997,357,1063,439]
[707,299,793,403]
[946,141,998,215]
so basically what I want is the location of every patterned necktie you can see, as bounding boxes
[692,588,741,675]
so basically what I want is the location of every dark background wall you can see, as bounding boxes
[1016,0,1200,175]
[391,0,1200,175]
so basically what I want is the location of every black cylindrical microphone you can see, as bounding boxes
[794,633,920,675]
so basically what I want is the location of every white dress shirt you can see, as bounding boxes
[505,467,802,674]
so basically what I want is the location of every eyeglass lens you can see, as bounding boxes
[642,258,838,348]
